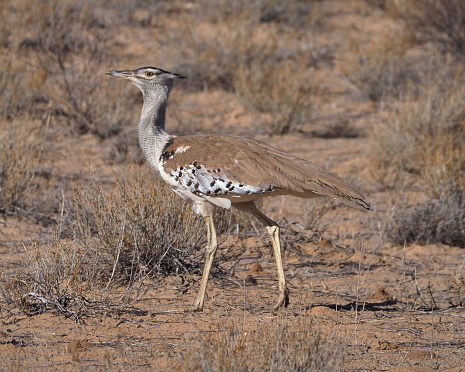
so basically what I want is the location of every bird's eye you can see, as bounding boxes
[145,71,155,77]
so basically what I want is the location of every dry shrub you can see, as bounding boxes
[159,0,329,135]
[0,2,49,120]
[1,240,91,322]
[386,142,465,248]
[386,197,465,248]
[30,2,122,137]
[166,19,323,134]
[182,317,343,372]
[192,0,317,27]
[397,0,465,60]
[162,21,244,92]
[425,146,465,201]
[0,117,46,214]
[44,69,136,139]
[1,169,232,321]
[376,79,465,247]
[2,0,134,138]
[450,270,465,307]
[340,35,423,101]
[70,170,207,283]
[304,198,333,237]
[1,236,141,323]
[371,82,465,183]
[364,0,386,9]
[0,56,45,119]
[234,55,317,135]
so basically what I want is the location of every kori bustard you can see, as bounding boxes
[106,66,371,312]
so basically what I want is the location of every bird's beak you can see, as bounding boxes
[106,70,134,79]
[172,73,187,79]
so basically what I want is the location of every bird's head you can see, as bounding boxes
[106,67,186,94]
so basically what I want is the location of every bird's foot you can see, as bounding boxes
[190,305,203,313]
[273,287,290,314]
[191,297,204,313]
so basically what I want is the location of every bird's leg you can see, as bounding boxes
[265,224,290,311]
[233,202,290,311]
[192,214,218,312]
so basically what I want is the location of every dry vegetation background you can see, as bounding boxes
[1,0,465,370]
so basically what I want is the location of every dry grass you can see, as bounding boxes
[161,4,326,134]
[341,34,427,101]
[304,198,334,238]
[0,56,44,120]
[192,0,318,27]
[30,2,129,138]
[0,117,48,215]
[1,0,137,139]
[385,142,464,247]
[373,79,465,247]
[1,240,91,322]
[398,0,465,60]
[1,1,465,369]
[386,197,465,248]
[234,55,318,135]
[371,80,465,183]
[2,169,211,321]
[70,170,208,283]
[182,317,343,372]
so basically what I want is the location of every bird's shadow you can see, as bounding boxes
[313,299,398,312]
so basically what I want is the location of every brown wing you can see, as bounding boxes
[161,135,371,210]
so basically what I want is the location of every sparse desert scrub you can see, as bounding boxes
[340,34,429,101]
[1,0,136,138]
[70,170,208,283]
[29,2,125,138]
[0,168,249,321]
[192,0,319,27]
[396,0,465,60]
[2,170,208,321]
[44,69,137,139]
[0,116,48,215]
[0,55,45,119]
[234,55,318,135]
[386,143,465,247]
[182,317,343,372]
[164,17,324,134]
[371,81,465,183]
[304,197,334,238]
[1,240,93,322]
[372,79,465,247]
[386,196,465,248]
[364,0,386,9]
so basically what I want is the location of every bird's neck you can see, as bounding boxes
[138,85,173,169]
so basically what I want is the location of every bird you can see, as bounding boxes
[106,66,372,312]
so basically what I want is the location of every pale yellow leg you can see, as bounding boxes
[192,214,218,312]
[233,202,290,311]
[265,224,290,311]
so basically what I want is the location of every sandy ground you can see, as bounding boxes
[2,217,465,371]
[1,1,465,371]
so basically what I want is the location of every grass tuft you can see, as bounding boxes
[371,81,465,185]
[386,196,465,248]
[70,170,207,283]
[340,35,422,102]
[182,317,343,372]
[0,117,47,215]
[398,0,465,60]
